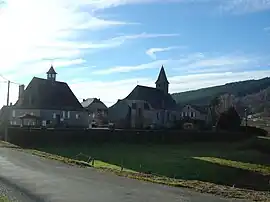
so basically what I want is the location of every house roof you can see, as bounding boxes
[14,77,84,111]
[81,98,107,109]
[47,66,57,74]
[192,105,209,114]
[124,85,177,110]
[18,113,40,120]
[155,66,169,84]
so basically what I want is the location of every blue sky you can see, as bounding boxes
[0,0,270,107]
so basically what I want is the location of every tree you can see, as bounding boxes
[209,96,221,127]
[216,107,241,131]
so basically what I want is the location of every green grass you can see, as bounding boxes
[0,196,10,202]
[33,140,270,201]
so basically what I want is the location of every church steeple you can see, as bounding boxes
[47,65,57,81]
[155,65,169,94]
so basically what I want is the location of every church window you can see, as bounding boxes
[144,103,150,110]
[132,103,136,109]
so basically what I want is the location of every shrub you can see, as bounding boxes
[217,107,241,131]
[239,126,268,136]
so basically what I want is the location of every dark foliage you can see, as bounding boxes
[6,127,253,148]
[239,126,268,137]
[172,77,270,106]
[216,107,241,131]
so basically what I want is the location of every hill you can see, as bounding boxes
[172,77,270,114]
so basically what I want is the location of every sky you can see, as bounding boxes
[0,0,270,107]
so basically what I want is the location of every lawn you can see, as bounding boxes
[0,196,10,202]
[34,139,270,201]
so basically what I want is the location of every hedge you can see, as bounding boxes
[4,127,255,148]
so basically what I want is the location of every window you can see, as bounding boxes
[132,103,136,109]
[53,113,56,119]
[157,112,159,120]
[62,111,65,118]
[144,103,150,110]
[189,112,192,117]
[181,112,184,117]
[67,111,70,119]
[12,110,15,117]
[76,114,79,119]
[30,112,34,115]
[185,112,188,117]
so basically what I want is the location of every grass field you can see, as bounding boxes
[0,196,10,202]
[34,137,270,201]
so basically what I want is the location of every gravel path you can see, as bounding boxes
[0,178,34,202]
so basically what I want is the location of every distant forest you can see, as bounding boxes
[172,77,270,115]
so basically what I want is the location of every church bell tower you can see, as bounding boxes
[155,65,169,94]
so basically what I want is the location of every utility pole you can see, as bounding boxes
[6,80,10,106]
[4,80,10,142]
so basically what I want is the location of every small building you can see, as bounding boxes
[179,104,211,129]
[108,66,179,129]
[81,98,108,126]
[9,66,88,128]
[108,99,131,128]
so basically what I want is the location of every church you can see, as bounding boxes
[108,66,180,128]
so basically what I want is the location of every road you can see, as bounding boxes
[0,148,241,202]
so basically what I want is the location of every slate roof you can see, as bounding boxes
[14,77,84,111]
[155,66,169,84]
[81,98,107,109]
[191,105,209,114]
[124,85,177,110]
[47,66,57,74]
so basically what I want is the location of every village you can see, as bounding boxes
[0,65,237,131]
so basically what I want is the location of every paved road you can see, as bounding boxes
[0,148,241,202]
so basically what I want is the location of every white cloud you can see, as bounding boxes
[0,0,137,75]
[146,46,183,59]
[93,60,167,75]
[220,0,270,13]
[184,55,252,69]
[93,52,259,75]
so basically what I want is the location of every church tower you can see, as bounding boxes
[47,65,57,81]
[155,65,169,94]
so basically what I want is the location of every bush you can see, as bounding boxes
[217,107,241,131]
[239,126,268,136]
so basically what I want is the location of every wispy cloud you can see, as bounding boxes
[93,60,167,75]
[0,0,138,76]
[184,55,252,70]
[146,46,183,60]
[94,52,261,75]
[264,27,270,32]
[220,0,270,14]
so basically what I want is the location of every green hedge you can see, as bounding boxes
[6,127,254,148]
[239,126,268,136]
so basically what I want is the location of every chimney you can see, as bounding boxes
[83,99,86,102]
[19,85,25,99]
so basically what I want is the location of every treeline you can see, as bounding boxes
[172,77,270,106]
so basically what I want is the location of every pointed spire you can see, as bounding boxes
[155,65,169,84]
[47,65,57,74]
[47,65,57,81]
